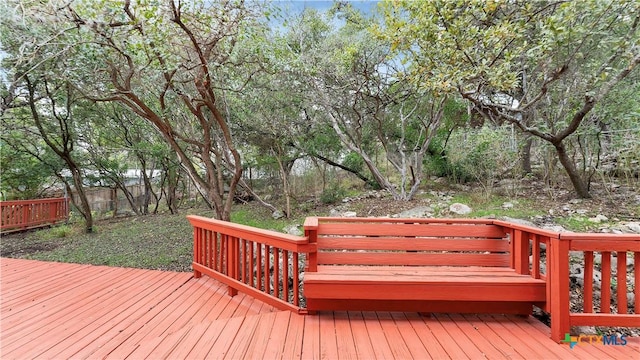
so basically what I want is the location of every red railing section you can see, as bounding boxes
[187,215,315,314]
[1,197,69,233]
[494,220,640,341]
[189,216,639,341]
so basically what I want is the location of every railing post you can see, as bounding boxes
[227,235,238,297]
[507,227,516,269]
[22,204,29,230]
[193,226,202,278]
[304,217,319,272]
[514,230,530,275]
[549,236,570,342]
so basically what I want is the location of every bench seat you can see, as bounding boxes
[305,266,545,313]
[303,218,546,314]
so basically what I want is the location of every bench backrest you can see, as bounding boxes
[305,217,511,268]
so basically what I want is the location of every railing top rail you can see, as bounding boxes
[0,197,68,206]
[491,220,562,238]
[559,233,640,240]
[303,217,318,230]
[308,216,495,225]
[306,217,639,242]
[187,215,310,251]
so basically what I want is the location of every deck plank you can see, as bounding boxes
[319,312,340,360]
[360,311,396,360]
[2,258,636,360]
[346,312,376,360]
[333,311,358,360]
[461,314,525,359]
[300,312,320,360]
[281,311,305,360]
[389,312,433,359]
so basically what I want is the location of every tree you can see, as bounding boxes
[287,5,447,200]
[3,0,271,221]
[381,0,640,198]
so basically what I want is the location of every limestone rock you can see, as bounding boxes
[449,203,472,215]
[395,206,434,218]
[282,224,303,236]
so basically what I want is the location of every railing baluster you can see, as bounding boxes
[532,234,540,279]
[616,251,627,314]
[249,241,255,288]
[293,252,299,307]
[274,248,280,299]
[584,251,593,313]
[265,245,271,295]
[210,231,215,269]
[601,251,611,313]
[284,250,289,302]
[212,231,218,271]
[257,244,262,291]
[220,233,226,274]
[241,239,247,284]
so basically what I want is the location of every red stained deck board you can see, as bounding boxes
[346,311,377,360]
[282,311,305,359]
[477,314,550,359]
[262,310,293,359]
[425,314,473,359]
[433,313,487,359]
[404,312,452,359]
[1,264,118,311]
[62,273,195,360]
[361,311,396,360]
[2,258,636,360]
[388,312,433,359]
[300,312,320,360]
[243,311,280,359]
[224,313,262,359]
[181,318,230,359]
[523,315,638,360]
[446,313,510,359]
[15,270,176,358]
[376,312,415,359]
[319,312,340,360]
[204,315,247,359]
[1,267,146,353]
[333,311,359,360]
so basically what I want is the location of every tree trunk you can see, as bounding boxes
[165,164,179,214]
[67,162,94,232]
[274,148,291,218]
[521,136,533,176]
[554,142,591,198]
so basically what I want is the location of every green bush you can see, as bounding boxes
[320,184,346,204]
[38,224,74,240]
[446,125,518,189]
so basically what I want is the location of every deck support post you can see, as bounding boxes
[227,235,238,297]
[304,217,319,272]
[549,237,570,342]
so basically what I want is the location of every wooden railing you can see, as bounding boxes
[189,216,638,340]
[494,220,640,341]
[550,233,639,341]
[187,215,315,313]
[1,197,69,234]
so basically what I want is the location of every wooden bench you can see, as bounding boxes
[303,217,546,314]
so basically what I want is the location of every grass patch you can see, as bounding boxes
[231,204,303,231]
[448,192,546,219]
[554,216,599,232]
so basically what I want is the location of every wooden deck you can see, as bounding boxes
[2,258,639,359]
